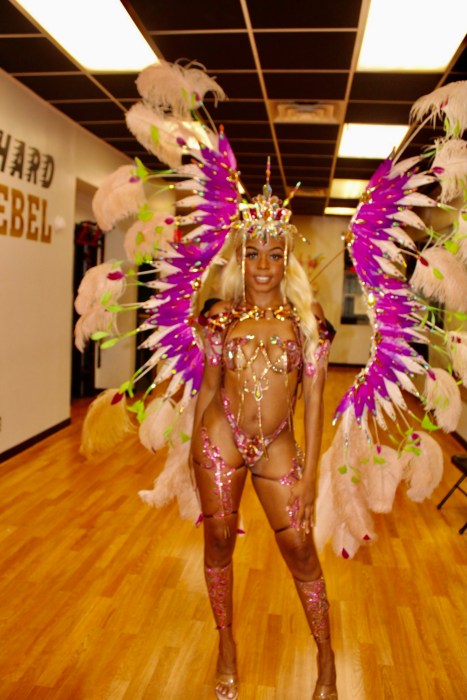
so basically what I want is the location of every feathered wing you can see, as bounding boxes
[74,62,240,510]
[320,80,467,557]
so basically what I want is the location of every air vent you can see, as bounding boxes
[271,101,343,124]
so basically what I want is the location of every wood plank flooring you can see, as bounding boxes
[0,366,466,699]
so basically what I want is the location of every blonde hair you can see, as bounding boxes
[219,233,319,363]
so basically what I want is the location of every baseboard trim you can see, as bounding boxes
[0,418,71,463]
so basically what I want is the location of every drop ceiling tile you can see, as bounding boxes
[345,102,411,124]
[3,2,40,33]
[150,32,255,70]
[275,123,340,140]
[217,122,273,139]
[205,100,269,121]
[54,101,126,121]
[248,0,363,28]
[129,0,246,30]
[255,32,355,70]
[264,72,348,100]
[279,141,336,156]
[83,122,131,138]
[282,155,334,168]
[350,73,443,102]
[207,72,263,99]
[1,37,77,72]
[93,73,140,99]
[16,74,106,100]
[228,140,275,154]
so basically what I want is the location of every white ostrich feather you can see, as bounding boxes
[390,207,426,230]
[136,60,226,118]
[365,445,409,513]
[453,211,467,263]
[74,306,116,352]
[384,379,407,411]
[375,239,407,264]
[398,192,437,208]
[125,103,188,168]
[423,367,462,432]
[314,448,339,553]
[80,389,136,459]
[384,226,417,251]
[138,441,199,521]
[405,173,438,190]
[374,255,405,277]
[389,155,423,178]
[124,214,175,262]
[447,330,467,386]
[92,165,146,231]
[410,80,467,137]
[432,138,467,203]
[375,393,397,422]
[139,398,176,452]
[331,522,366,560]
[411,247,467,311]
[393,369,420,396]
[74,261,125,315]
[403,432,443,502]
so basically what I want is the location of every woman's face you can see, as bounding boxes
[242,236,285,298]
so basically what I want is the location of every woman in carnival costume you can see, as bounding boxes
[190,177,337,699]
[76,61,467,700]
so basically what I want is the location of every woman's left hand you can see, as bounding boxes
[288,478,316,535]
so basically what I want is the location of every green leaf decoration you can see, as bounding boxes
[138,203,154,222]
[150,125,160,145]
[90,330,109,340]
[135,157,149,180]
[433,267,444,280]
[444,240,459,254]
[373,456,386,464]
[351,476,360,484]
[136,230,145,245]
[404,445,421,456]
[338,465,347,474]
[421,413,441,432]
[100,290,112,305]
[180,432,191,443]
[100,337,120,349]
[118,380,132,395]
[105,304,124,313]
[135,251,144,266]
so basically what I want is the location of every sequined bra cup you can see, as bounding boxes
[204,303,332,380]
[223,335,303,374]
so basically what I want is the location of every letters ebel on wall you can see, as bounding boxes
[0,129,56,244]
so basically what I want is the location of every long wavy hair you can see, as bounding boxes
[218,231,319,363]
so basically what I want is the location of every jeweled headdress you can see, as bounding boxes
[233,158,300,244]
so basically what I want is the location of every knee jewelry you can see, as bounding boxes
[204,562,233,630]
[201,427,236,519]
[294,575,330,643]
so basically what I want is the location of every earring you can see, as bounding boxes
[241,235,246,304]
[282,236,288,304]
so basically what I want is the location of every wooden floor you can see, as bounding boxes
[0,366,466,700]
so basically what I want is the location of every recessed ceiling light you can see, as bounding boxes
[338,123,409,159]
[358,0,467,71]
[330,179,369,199]
[325,207,356,216]
[12,0,158,72]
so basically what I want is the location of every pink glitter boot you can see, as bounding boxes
[294,576,337,699]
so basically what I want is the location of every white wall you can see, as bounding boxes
[293,213,372,365]
[0,70,130,455]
